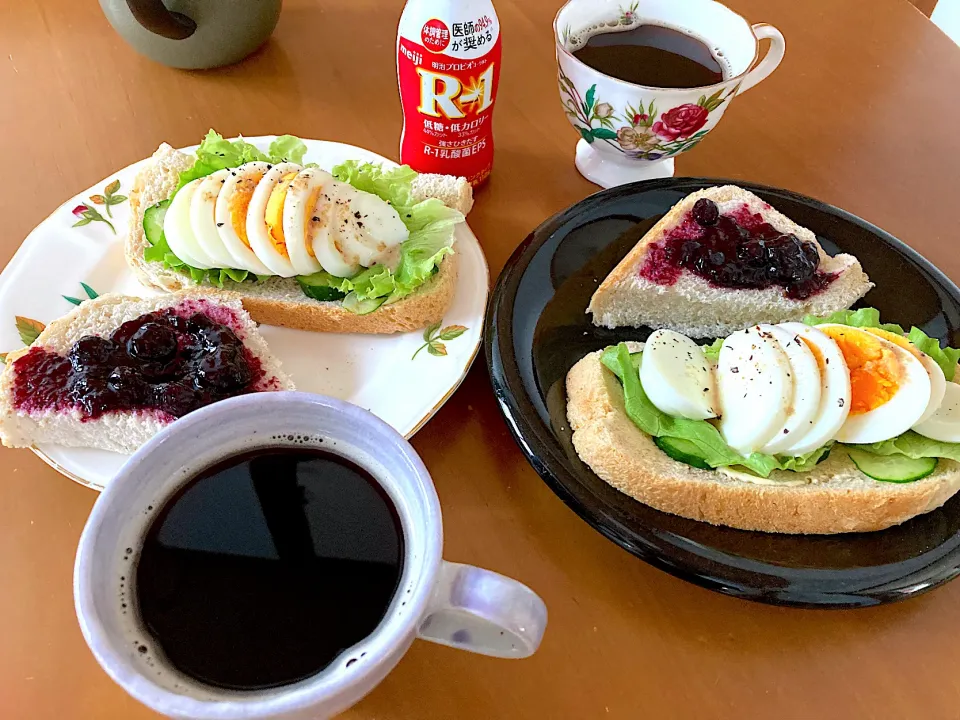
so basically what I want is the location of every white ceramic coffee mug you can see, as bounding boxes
[555,0,785,187]
[74,392,547,720]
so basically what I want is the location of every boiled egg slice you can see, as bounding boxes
[190,169,238,269]
[862,327,947,426]
[163,179,215,269]
[309,181,362,278]
[756,324,822,455]
[914,381,960,442]
[247,162,302,277]
[329,184,409,271]
[915,353,947,425]
[639,329,717,420]
[281,168,333,276]
[716,326,793,455]
[819,325,931,444]
[778,323,851,455]
[214,162,273,275]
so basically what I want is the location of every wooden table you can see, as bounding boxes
[3,0,960,717]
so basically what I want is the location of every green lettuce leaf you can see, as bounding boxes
[332,160,417,208]
[176,130,267,189]
[600,344,830,477]
[702,337,724,362]
[267,135,309,164]
[802,307,904,334]
[176,130,311,189]
[392,208,461,299]
[343,265,396,300]
[907,327,960,381]
[848,430,960,463]
[176,261,249,288]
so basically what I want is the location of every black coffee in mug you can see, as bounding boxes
[135,447,403,690]
[571,23,725,88]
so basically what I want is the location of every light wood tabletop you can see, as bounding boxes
[3,0,960,717]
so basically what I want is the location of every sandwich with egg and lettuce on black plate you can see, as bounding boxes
[126,131,473,333]
[566,308,960,534]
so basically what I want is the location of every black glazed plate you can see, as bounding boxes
[484,177,960,608]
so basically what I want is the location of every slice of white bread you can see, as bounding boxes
[588,186,873,338]
[566,345,960,534]
[0,290,294,454]
[125,144,474,334]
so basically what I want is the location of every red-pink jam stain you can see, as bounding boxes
[11,301,280,422]
[169,299,245,334]
[638,200,835,300]
[12,347,72,413]
[638,242,682,285]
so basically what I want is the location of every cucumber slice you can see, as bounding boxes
[298,283,347,302]
[143,200,170,247]
[846,448,938,483]
[303,285,347,302]
[654,436,711,470]
[296,273,347,302]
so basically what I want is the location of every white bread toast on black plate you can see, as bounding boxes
[566,341,960,535]
[0,290,293,454]
[126,143,474,334]
[588,186,872,338]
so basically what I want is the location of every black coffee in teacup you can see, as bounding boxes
[134,446,403,690]
[571,23,726,89]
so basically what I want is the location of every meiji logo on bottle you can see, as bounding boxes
[421,19,451,53]
[399,43,423,66]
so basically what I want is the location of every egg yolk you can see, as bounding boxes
[228,172,265,248]
[264,172,298,258]
[821,327,902,415]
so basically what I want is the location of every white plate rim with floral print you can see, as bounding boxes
[0,137,489,491]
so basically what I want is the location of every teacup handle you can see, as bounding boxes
[417,561,547,658]
[738,23,786,94]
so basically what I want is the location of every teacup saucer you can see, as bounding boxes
[575,139,674,188]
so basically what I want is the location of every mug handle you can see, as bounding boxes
[416,561,547,658]
[737,23,786,94]
[125,0,197,40]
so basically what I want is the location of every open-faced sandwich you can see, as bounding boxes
[567,309,960,534]
[126,131,473,334]
[0,290,293,454]
[588,186,873,337]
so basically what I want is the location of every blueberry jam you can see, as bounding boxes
[12,305,266,421]
[640,199,835,299]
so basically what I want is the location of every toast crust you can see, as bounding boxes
[241,252,458,334]
[125,143,467,334]
[565,350,960,534]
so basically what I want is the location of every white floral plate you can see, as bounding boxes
[0,137,489,491]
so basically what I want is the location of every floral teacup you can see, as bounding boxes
[555,0,785,187]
